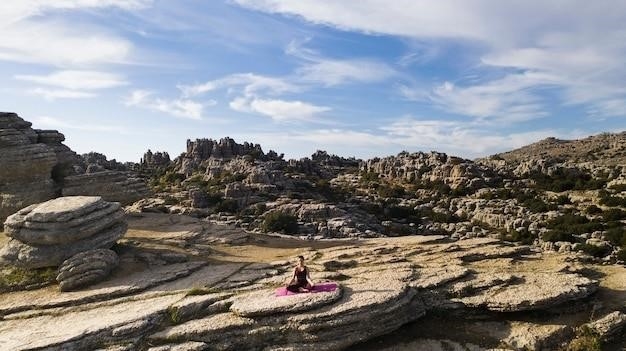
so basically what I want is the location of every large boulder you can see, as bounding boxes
[57,249,119,291]
[0,196,127,268]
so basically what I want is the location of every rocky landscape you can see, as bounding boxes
[0,112,625,350]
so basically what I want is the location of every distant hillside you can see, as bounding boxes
[485,131,626,166]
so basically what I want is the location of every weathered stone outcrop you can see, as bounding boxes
[177,137,268,176]
[141,149,171,168]
[362,151,498,189]
[62,171,150,205]
[1,112,150,221]
[57,249,119,291]
[0,113,59,220]
[0,196,127,268]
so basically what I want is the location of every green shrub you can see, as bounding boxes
[617,249,626,262]
[542,230,574,243]
[585,205,603,215]
[599,191,626,207]
[215,199,239,213]
[360,171,379,183]
[262,212,299,234]
[545,214,603,237]
[602,208,626,221]
[605,227,626,247]
[522,198,556,213]
[530,169,606,192]
[608,183,626,192]
[554,195,571,205]
[578,244,610,258]
[377,184,406,198]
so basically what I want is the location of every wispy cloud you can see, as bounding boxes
[178,73,298,98]
[235,1,626,120]
[286,39,396,86]
[27,88,96,101]
[415,72,560,122]
[230,96,330,121]
[15,70,128,90]
[125,90,210,120]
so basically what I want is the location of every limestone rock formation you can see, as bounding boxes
[57,249,119,291]
[362,151,498,189]
[0,112,150,222]
[0,196,127,268]
[178,137,267,176]
[0,113,58,220]
[141,149,171,169]
[62,171,150,205]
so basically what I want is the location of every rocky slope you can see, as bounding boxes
[0,112,149,221]
[133,132,625,266]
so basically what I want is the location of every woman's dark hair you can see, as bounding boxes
[298,255,305,260]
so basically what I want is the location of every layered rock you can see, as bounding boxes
[0,196,127,268]
[0,112,149,221]
[57,249,119,291]
[0,113,60,220]
[62,171,150,205]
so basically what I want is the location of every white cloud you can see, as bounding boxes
[423,72,559,122]
[15,70,128,90]
[28,88,96,101]
[178,73,298,98]
[286,40,395,86]
[125,90,208,120]
[230,96,329,121]
[0,1,151,66]
[235,1,626,119]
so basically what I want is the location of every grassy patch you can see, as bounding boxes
[566,326,602,351]
[0,266,57,292]
[186,286,216,296]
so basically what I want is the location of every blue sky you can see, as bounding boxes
[1,1,625,162]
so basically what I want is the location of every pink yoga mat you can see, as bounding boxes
[275,282,338,297]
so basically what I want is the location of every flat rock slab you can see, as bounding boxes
[0,293,185,351]
[456,272,598,312]
[0,261,207,316]
[230,284,342,317]
[5,202,123,245]
[411,265,471,289]
[8,196,108,223]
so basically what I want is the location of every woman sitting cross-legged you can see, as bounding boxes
[286,255,314,293]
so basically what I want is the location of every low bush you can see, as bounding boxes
[578,244,610,258]
[261,212,299,234]
[585,205,603,215]
[215,199,239,213]
[542,230,574,243]
[602,208,626,221]
[605,227,626,247]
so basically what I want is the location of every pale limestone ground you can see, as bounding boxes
[0,213,625,351]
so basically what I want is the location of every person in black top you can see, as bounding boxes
[286,255,314,293]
